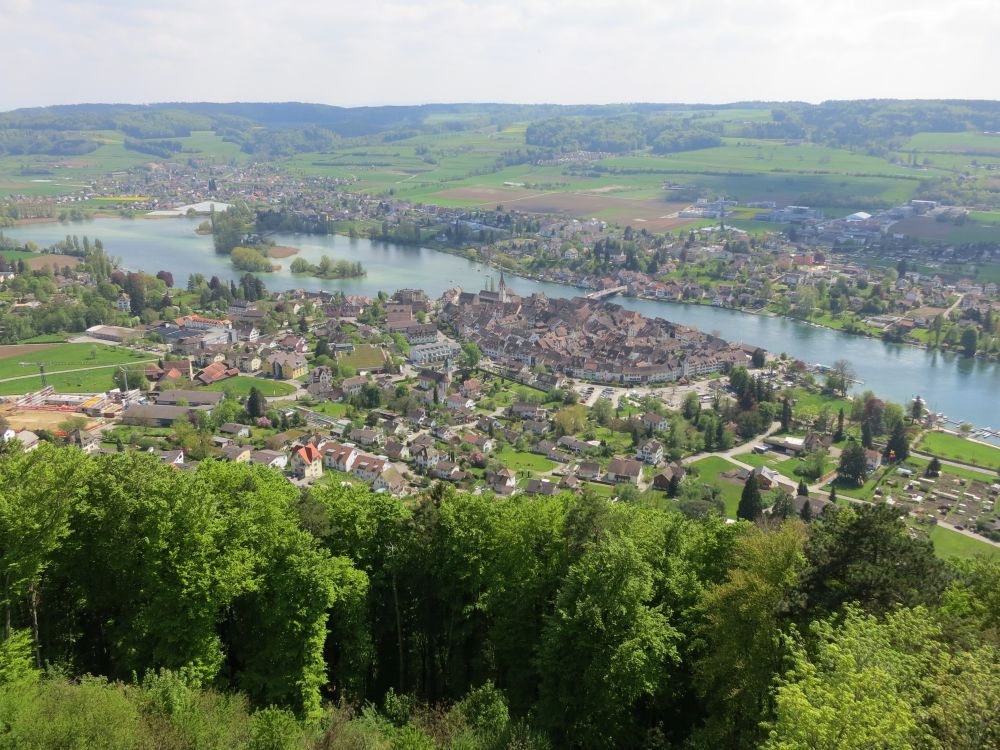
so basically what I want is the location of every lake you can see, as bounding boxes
[6,216,1000,431]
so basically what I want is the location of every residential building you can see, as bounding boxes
[250,450,288,469]
[221,444,252,463]
[220,422,251,438]
[637,439,664,465]
[606,457,643,485]
[321,441,359,473]
[351,454,387,481]
[268,352,308,379]
[292,445,323,480]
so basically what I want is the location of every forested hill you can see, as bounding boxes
[0,443,997,748]
[6,99,1000,158]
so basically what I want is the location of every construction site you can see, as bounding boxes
[1,385,139,431]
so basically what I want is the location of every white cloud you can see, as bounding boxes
[2,0,999,110]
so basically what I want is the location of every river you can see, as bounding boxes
[5,216,1000,431]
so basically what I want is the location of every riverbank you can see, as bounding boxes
[13,217,60,226]
[3,216,998,429]
[405,236,996,362]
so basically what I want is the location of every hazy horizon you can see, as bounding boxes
[4,0,1000,111]
[10,96,1000,114]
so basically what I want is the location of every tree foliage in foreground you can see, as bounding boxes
[0,444,996,747]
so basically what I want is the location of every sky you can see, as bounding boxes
[3,0,1000,110]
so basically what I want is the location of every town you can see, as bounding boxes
[4,153,998,359]
[0,252,997,557]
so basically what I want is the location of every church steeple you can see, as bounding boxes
[498,270,508,303]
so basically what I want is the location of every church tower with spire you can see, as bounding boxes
[498,270,509,303]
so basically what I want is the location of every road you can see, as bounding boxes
[265,380,309,403]
[944,293,965,317]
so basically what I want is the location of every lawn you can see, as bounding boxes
[928,525,1000,560]
[583,481,615,498]
[734,449,835,483]
[735,452,773,469]
[496,446,556,474]
[590,426,635,456]
[490,382,549,406]
[305,401,350,418]
[202,376,296,398]
[831,468,884,501]
[688,456,746,518]
[339,344,389,371]
[916,431,1000,471]
[0,343,154,394]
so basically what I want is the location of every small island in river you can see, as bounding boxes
[290,255,365,279]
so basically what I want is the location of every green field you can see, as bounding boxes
[832,469,885,501]
[0,367,148,395]
[10,112,1000,222]
[0,249,36,261]
[278,130,922,223]
[903,131,1000,153]
[277,125,968,221]
[305,401,350,418]
[917,431,1000,471]
[0,129,249,199]
[0,343,150,379]
[583,481,615,497]
[590,426,635,456]
[495,446,556,474]
[201,376,296,398]
[344,138,921,208]
[339,344,388,371]
[0,343,153,394]
[928,525,1000,560]
[976,263,1000,284]
[688,456,746,518]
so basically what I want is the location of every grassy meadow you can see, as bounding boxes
[917,431,1000,471]
[201,376,296,398]
[687,455,746,518]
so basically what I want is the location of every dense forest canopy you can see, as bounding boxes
[0,443,997,747]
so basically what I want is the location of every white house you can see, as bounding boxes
[637,439,664,465]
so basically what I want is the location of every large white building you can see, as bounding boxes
[409,341,461,365]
